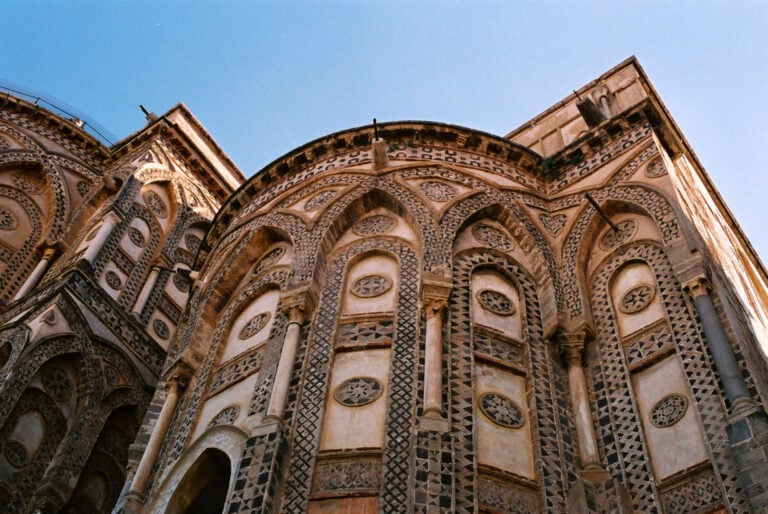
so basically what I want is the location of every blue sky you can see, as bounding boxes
[2,1,767,260]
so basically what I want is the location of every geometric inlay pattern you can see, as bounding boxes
[336,318,394,348]
[153,319,170,340]
[650,394,688,428]
[476,289,516,316]
[645,158,667,178]
[238,312,271,340]
[209,405,240,427]
[479,393,525,429]
[12,174,43,195]
[660,468,722,513]
[352,214,396,236]
[128,227,146,247]
[472,224,515,251]
[313,460,382,493]
[0,207,18,230]
[209,350,264,396]
[599,219,637,250]
[351,274,392,298]
[4,440,28,468]
[143,191,168,218]
[419,181,457,202]
[478,477,540,513]
[105,270,122,289]
[334,377,383,407]
[619,284,655,314]
[538,213,567,236]
[253,247,285,275]
[304,190,336,211]
[41,365,72,402]
[473,326,525,368]
[185,234,202,253]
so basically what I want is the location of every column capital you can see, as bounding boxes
[38,238,64,258]
[683,275,710,299]
[557,320,594,347]
[558,321,594,366]
[280,284,318,325]
[422,273,452,311]
[424,297,448,318]
[163,356,195,388]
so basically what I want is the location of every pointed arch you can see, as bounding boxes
[560,185,685,322]
[449,200,559,335]
[306,186,422,286]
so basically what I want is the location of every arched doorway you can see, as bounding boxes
[166,448,231,514]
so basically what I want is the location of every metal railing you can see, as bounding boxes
[0,79,117,146]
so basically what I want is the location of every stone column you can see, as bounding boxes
[683,276,752,409]
[81,212,120,263]
[124,371,188,512]
[264,287,316,422]
[132,265,161,315]
[423,298,447,417]
[560,325,608,483]
[421,274,452,420]
[683,274,768,510]
[265,305,306,420]
[13,246,58,301]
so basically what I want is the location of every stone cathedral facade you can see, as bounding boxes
[1,57,767,513]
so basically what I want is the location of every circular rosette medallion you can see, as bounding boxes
[650,394,688,428]
[479,393,525,429]
[619,284,655,314]
[599,219,637,250]
[472,224,515,252]
[238,312,271,340]
[352,214,396,236]
[351,275,393,298]
[419,181,457,202]
[153,319,170,340]
[334,377,383,407]
[304,190,336,211]
[4,441,28,468]
[476,289,516,316]
[209,405,240,427]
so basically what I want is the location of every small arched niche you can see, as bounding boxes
[218,287,280,364]
[609,262,665,338]
[470,269,523,341]
[165,448,231,514]
[341,253,399,317]
[139,181,176,233]
[585,209,662,278]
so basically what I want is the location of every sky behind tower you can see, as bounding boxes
[2,1,767,260]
